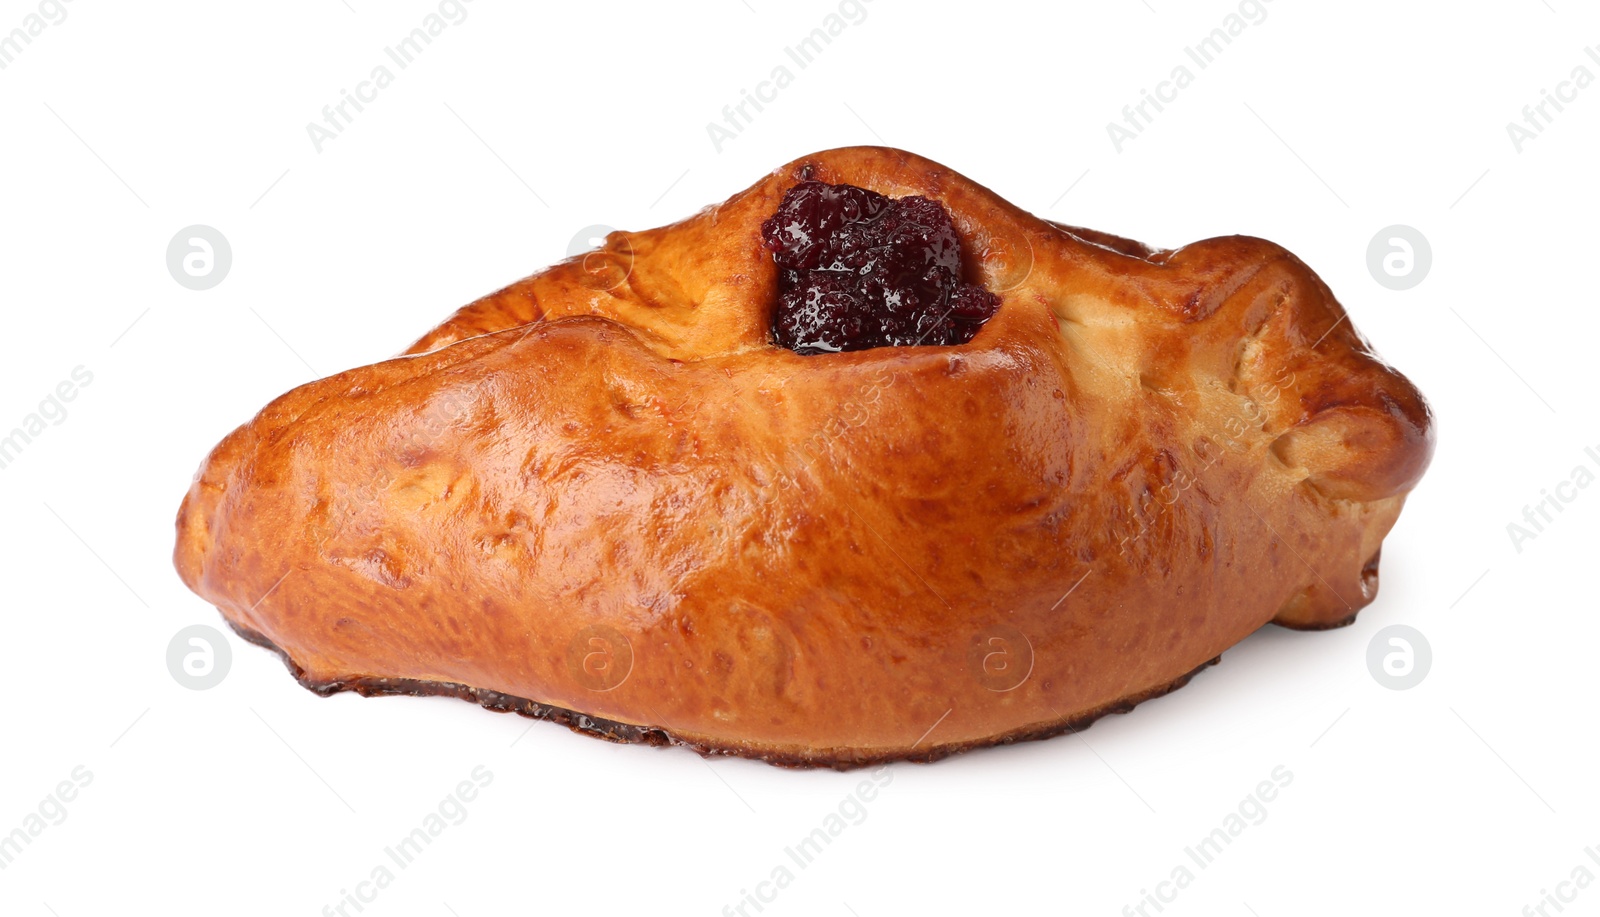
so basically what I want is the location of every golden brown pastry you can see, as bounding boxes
[173,146,1433,768]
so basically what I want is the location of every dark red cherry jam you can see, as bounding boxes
[761,180,1000,354]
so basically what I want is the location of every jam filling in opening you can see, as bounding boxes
[761,180,1001,354]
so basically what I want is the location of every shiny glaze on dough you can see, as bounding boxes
[174,147,1434,766]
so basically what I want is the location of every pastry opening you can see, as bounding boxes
[761,180,1001,354]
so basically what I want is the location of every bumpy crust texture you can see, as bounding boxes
[174,147,1433,768]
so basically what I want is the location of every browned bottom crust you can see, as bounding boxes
[1277,609,1363,631]
[225,617,1226,770]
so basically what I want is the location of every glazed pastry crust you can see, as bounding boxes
[174,147,1433,767]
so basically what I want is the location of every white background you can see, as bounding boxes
[2,1,1596,915]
